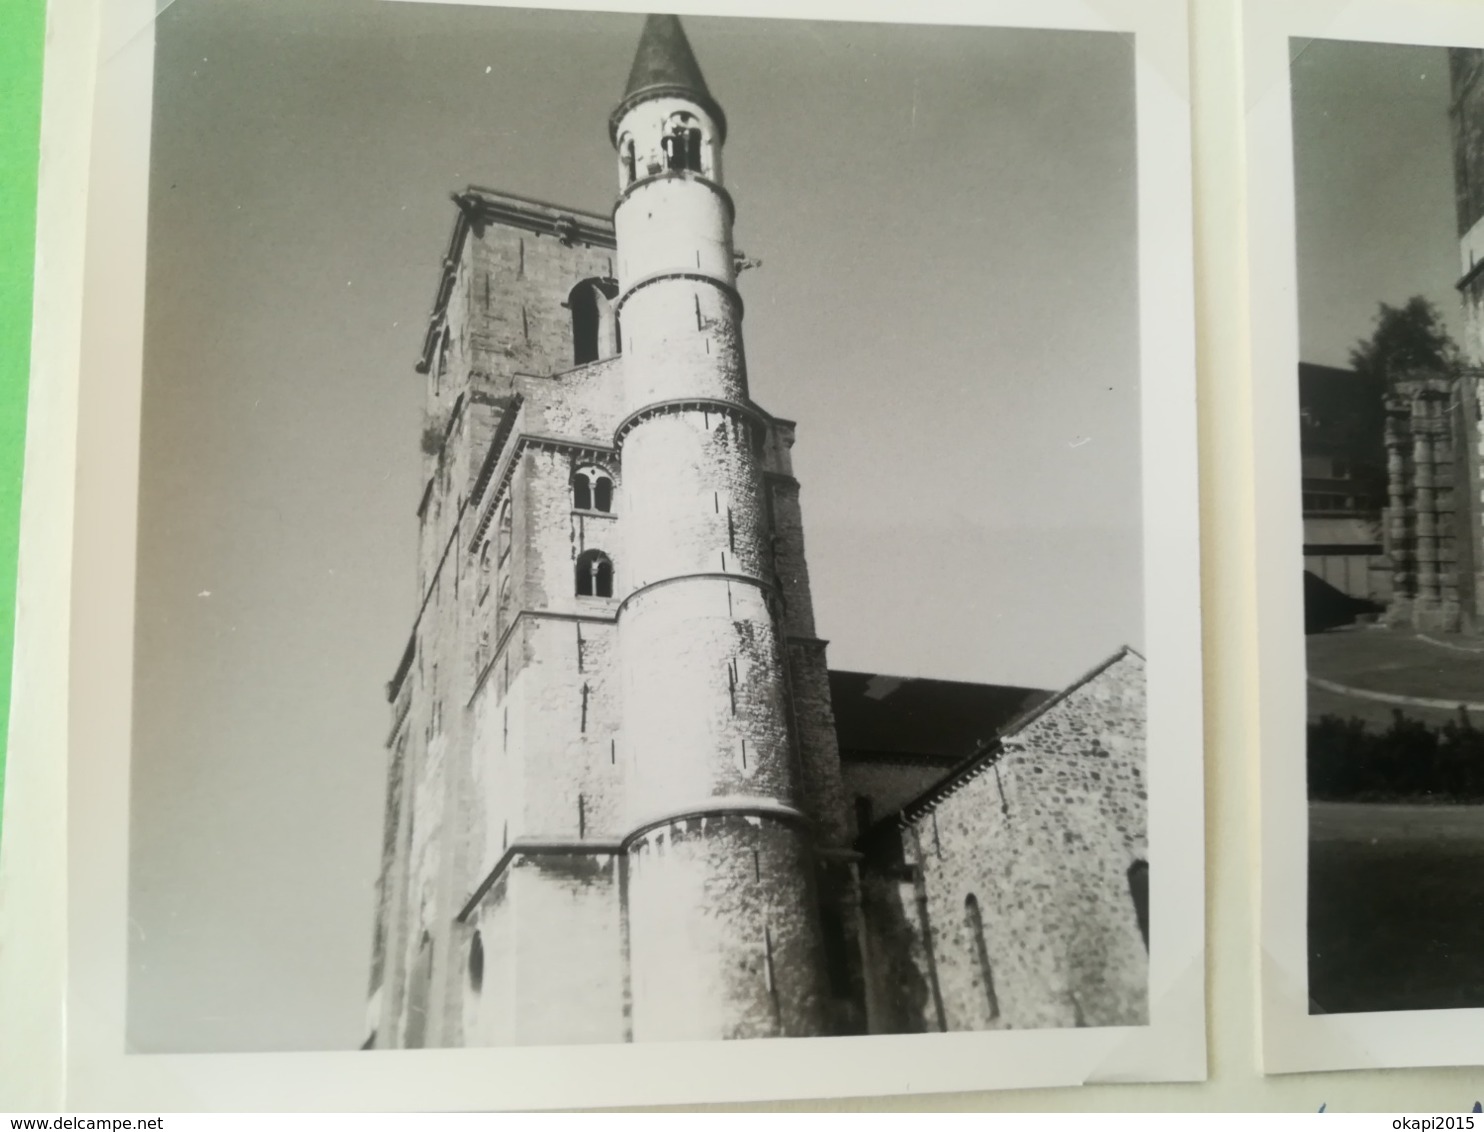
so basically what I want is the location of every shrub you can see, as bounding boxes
[1309,708,1484,802]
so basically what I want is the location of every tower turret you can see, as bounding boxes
[609,15,835,1041]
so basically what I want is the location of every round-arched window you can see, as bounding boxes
[568,278,620,365]
[618,133,637,187]
[576,549,614,598]
[663,112,705,174]
[572,466,614,513]
[468,929,484,994]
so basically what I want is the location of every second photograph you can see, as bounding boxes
[1292,36,1484,1018]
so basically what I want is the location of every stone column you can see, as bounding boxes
[1384,406,1414,623]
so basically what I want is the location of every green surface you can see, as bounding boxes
[0,0,45,830]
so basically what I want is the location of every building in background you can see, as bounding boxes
[366,15,1149,1048]
[1364,49,1484,633]
[1298,362,1389,605]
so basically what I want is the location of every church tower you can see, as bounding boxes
[367,14,859,1049]
[608,14,834,1041]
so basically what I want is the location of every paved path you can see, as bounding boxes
[1307,674,1484,714]
[1419,633,1484,655]
[1308,627,1484,703]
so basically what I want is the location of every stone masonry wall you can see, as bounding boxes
[625,813,830,1041]
[465,223,616,389]
[1448,51,1484,630]
[376,205,625,1048]
[518,357,624,441]
[616,282,746,406]
[841,759,956,830]
[618,411,767,589]
[1451,49,1484,240]
[620,579,796,820]
[467,854,626,1046]
[861,649,1148,1033]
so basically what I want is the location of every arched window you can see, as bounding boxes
[468,930,484,994]
[568,278,620,365]
[576,550,613,598]
[619,134,637,186]
[572,466,614,513]
[495,577,513,638]
[496,500,512,564]
[662,115,704,173]
[964,894,1000,1022]
[1127,859,1150,950]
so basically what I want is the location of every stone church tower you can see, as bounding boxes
[367,14,1150,1050]
[367,15,858,1048]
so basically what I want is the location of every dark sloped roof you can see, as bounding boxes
[891,645,1143,828]
[609,15,727,143]
[828,669,1051,764]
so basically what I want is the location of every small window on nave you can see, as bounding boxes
[964,893,1001,1022]
[1127,859,1150,951]
[468,930,484,994]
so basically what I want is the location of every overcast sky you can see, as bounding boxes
[1293,38,1461,367]
[129,0,1142,1052]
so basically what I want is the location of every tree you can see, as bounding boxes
[1348,296,1461,388]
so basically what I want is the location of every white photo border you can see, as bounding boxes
[62,0,1205,1109]
[1246,0,1484,1076]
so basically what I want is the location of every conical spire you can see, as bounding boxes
[609,14,727,144]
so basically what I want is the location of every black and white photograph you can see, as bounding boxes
[60,0,1204,1109]
[1291,37,1484,1018]
[1250,0,1484,1075]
